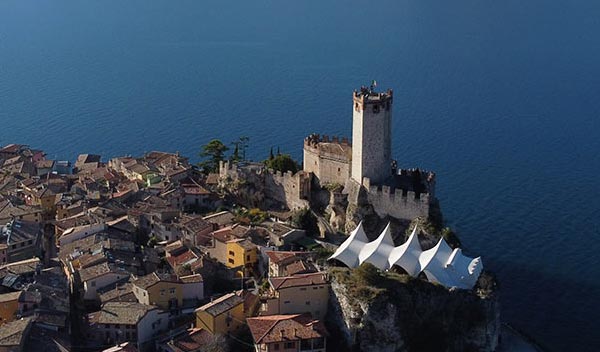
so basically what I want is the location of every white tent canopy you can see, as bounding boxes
[328,222,483,290]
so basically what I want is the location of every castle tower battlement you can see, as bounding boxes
[303,133,352,186]
[351,86,393,185]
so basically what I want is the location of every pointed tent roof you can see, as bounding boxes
[420,238,459,287]
[444,248,483,289]
[329,222,483,290]
[328,221,368,268]
[358,223,395,270]
[388,224,423,276]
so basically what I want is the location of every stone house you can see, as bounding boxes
[195,292,245,335]
[247,314,327,352]
[0,220,41,263]
[262,272,329,320]
[131,272,203,311]
[86,302,168,352]
[265,251,316,278]
[0,317,33,352]
[0,291,21,325]
[78,262,132,301]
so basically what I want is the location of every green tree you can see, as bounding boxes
[230,136,250,163]
[198,139,229,173]
[264,153,299,174]
[290,208,319,235]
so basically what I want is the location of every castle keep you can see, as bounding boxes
[219,85,436,225]
[351,88,393,185]
[303,85,436,223]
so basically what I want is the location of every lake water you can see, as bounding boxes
[1,0,599,350]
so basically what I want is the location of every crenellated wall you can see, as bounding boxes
[219,161,310,210]
[355,174,433,221]
[303,133,352,186]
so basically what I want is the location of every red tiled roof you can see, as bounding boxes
[265,251,309,265]
[269,272,328,290]
[247,314,327,344]
[167,250,198,268]
[171,328,213,352]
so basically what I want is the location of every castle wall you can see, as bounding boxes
[303,135,351,186]
[264,170,310,210]
[219,161,309,210]
[362,177,430,220]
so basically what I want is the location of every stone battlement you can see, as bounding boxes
[219,161,310,210]
[359,174,433,221]
[353,87,393,106]
[304,133,350,148]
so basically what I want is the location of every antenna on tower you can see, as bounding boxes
[370,80,377,92]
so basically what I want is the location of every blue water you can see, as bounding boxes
[1,0,599,350]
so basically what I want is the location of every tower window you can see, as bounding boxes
[373,104,380,113]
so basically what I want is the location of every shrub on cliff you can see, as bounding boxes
[264,153,299,174]
[354,263,383,286]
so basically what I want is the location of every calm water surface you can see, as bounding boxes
[1,1,599,350]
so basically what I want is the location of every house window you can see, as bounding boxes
[313,337,325,348]
[300,339,312,350]
[300,288,307,291]
[229,251,235,256]
[169,288,176,294]
[160,289,165,296]
[312,287,318,290]
[273,343,280,351]
[305,301,311,305]
[246,255,250,261]
[284,300,290,304]
[284,342,295,349]
[228,258,234,264]
[91,281,96,287]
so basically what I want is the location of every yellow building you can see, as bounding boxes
[208,229,258,277]
[132,272,203,311]
[262,272,329,320]
[195,292,245,335]
[0,291,22,326]
[226,239,258,274]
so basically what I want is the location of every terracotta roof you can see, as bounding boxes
[180,274,203,284]
[195,292,243,317]
[181,216,213,234]
[168,328,214,352]
[98,283,137,304]
[265,251,310,265]
[167,250,199,268]
[88,302,158,325]
[247,314,327,344]
[269,272,328,290]
[132,272,179,289]
[0,317,33,347]
[0,291,22,303]
[202,211,235,227]
[79,262,130,282]
[285,260,316,276]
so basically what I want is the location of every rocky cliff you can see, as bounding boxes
[326,266,500,352]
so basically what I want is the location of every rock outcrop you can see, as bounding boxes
[326,267,500,352]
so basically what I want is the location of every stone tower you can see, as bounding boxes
[351,86,393,185]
